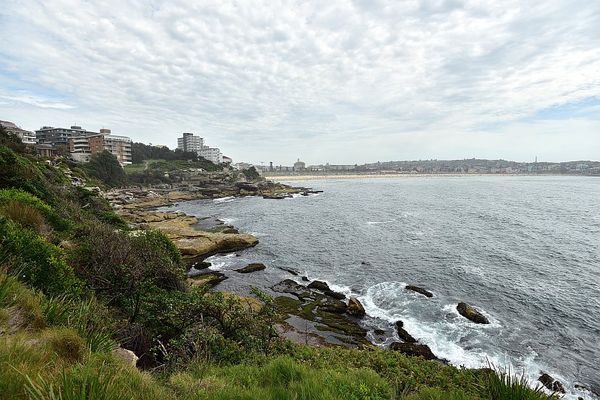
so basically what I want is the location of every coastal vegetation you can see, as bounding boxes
[0,138,562,399]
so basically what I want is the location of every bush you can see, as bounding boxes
[42,327,87,363]
[85,150,126,187]
[69,224,185,321]
[0,217,83,297]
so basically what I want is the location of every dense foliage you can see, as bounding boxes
[131,141,202,164]
[0,124,27,153]
[85,150,126,187]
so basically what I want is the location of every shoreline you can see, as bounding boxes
[106,184,594,399]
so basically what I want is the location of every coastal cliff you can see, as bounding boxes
[0,143,572,400]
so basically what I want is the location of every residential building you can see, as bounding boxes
[198,146,222,164]
[177,132,204,153]
[0,120,36,145]
[67,127,132,165]
[35,125,91,147]
[222,156,232,164]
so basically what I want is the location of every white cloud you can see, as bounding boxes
[0,0,599,164]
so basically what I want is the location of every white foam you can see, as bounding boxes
[204,253,237,270]
[213,196,236,204]
[220,217,237,225]
[366,220,395,225]
[357,281,590,399]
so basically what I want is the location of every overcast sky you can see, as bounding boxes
[1,1,599,165]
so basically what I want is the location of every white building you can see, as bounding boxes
[198,146,222,164]
[177,132,204,153]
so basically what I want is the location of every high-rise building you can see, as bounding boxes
[177,132,204,153]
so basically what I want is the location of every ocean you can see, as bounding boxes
[162,175,600,399]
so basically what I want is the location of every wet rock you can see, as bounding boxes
[279,267,300,276]
[347,297,366,317]
[457,302,489,324]
[374,328,386,335]
[307,280,331,291]
[301,276,309,282]
[272,279,309,298]
[405,285,433,298]
[324,290,346,300]
[319,298,347,314]
[188,271,228,288]
[235,263,267,273]
[395,321,417,343]
[389,342,439,360]
[538,373,566,394]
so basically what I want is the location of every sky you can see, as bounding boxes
[1,0,599,165]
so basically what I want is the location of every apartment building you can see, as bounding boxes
[0,120,36,145]
[177,132,204,153]
[67,127,132,165]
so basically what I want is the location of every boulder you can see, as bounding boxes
[456,302,489,324]
[405,285,433,298]
[112,347,139,367]
[347,297,366,317]
[395,321,417,343]
[538,373,566,394]
[324,290,346,300]
[307,280,331,291]
[235,263,267,273]
[319,298,347,314]
[390,342,438,360]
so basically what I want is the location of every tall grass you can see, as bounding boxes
[41,296,116,353]
[26,370,116,400]
[485,365,558,400]
[0,201,45,232]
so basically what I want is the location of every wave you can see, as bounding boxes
[204,253,238,270]
[357,281,585,399]
[213,196,236,204]
[366,220,395,225]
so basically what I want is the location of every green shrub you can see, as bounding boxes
[0,218,83,297]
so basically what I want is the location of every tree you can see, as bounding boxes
[0,125,26,153]
[242,166,260,181]
[86,150,126,187]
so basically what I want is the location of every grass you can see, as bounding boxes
[0,201,45,232]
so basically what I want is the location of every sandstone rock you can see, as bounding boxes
[405,285,433,298]
[395,321,417,343]
[307,280,331,291]
[389,342,438,360]
[347,297,366,317]
[235,263,267,273]
[539,373,566,394]
[112,347,139,367]
[456,302,489,324]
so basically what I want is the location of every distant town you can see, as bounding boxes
[2,118,599,176]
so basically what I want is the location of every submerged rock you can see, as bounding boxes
[456,302,489,324]
[235,263,267,273]
[539,373,566,394]
[307,280,331,292]
[405,285,433,298]
[389,342,439,360]
[347,297,366,317]
[395,321,417,343]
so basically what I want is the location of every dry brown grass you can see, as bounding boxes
[0,201,45,232]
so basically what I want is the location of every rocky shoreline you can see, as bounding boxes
[104,181,587,399]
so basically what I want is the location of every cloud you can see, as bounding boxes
[0,0,599,164]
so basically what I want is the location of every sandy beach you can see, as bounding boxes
[266,173,527,182]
